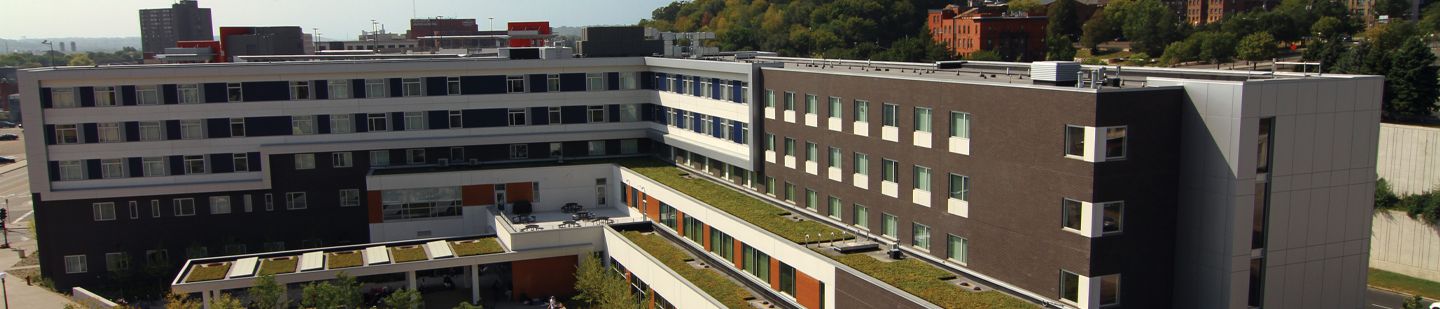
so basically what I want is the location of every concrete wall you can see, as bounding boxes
[1370,210,1440,282]
[1377,123,1440,195]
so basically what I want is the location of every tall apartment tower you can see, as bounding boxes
[139,0,214,55]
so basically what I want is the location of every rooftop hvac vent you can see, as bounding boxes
[1031,61,1081,86]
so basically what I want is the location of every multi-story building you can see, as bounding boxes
[139,0,214,56]
[927,5,1048,61]
[1186,0,1276,25]
[21,51,1379,308]
[219,26,307,61]
[407,18,481,39]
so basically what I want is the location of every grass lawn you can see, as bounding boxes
[451,238,505,256]
[1370,268,1440,300]
[258,257,298,276]
[327,251,363,269]
[623,231,752,309]
[620,160,851,243]
[829,253,1035,309]
[390,246,428,263]
[185,262,232,283]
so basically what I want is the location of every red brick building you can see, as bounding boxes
[928,5,1048,61]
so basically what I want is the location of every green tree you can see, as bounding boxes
[1377,178,1401,209]
[1302,35,1348,73]
[1009,0,1044,14]
[454,301,485,309]
[873,36,951,62]
[1112,0,1183,55]
[573,254,639,309]
[1047,0,1082,40]
[1310,16,1346,38]
[1402,294,1425,309]
[1236,32,1278,66]
[301,273,362,309]
[1384,38,1439,118]
[1080,8,1117,50]
[1422,2,1440,34]
[211,293,245,309]
[965,50,1004,61]
[1374,0,1413,19]
[1160,39,1199,65]
[1046,32,1078,60]
[164,293,201,309]
[382,288,424,309]
[248,274,289,309]
[66,53,94,66]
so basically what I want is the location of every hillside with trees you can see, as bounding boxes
[639,0,956,62]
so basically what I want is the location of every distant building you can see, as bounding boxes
[408,18,480,39]
[927,4,1047,61]
[577,26,663,58]
[139,0,214,56]
[1186,0,1274,25]
[5,94,18,123]
[0,67,16,110]
[507,21,554,47]
[220,26,306,61]
[320,30,419,54]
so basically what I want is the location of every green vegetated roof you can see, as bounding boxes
[622,231,752,309]
[326,251,363,269]
[184,262,231,283]
[390,246,428,263]
[830,253,1036,309]
[451,238,505,257]
[619,159,851,243]
[258,257,298,276]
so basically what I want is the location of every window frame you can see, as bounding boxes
[947,234,969,264]
[882,103,899,127]
[912,222,932,250]
[92,202,116,221]
[210,196,231,214]
[332,152,352,168]
[183,155,207,174]
[174,198,196,216]
[285,192,308,210]
[293,153,316,170]
[339,189,360,207]
[64,255,88,274]
[1065,125,1086,157]
[1105,126,1128,160]
[914,107,933,133]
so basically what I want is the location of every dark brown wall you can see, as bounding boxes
[758,68,1181,307]
[833,269,931,309]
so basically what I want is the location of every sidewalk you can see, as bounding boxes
[0,161,26,176]
[0,211,74,308]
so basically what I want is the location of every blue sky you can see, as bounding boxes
[0,0,676,38]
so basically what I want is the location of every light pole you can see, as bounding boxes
[1,271,10,309]
[40,40,54,67]
[489,17,494,31]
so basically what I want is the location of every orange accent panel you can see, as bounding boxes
[796,271,823,309]
[506,182,534,203]
[367,191,383,223]
[510,255,578,301]
[645,195,660,220]
[462,184,495,206]
[675,211,685,235]
[702,225,712,251]
[769,258,781,290]
[733,240,744,269]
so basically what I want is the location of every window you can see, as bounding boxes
[945,174,970,202]
[805,189,818,210]
[827,196,842,219]
[332,152,352,168]
[508,108,527,126]
[827,147,841,168]
[93,202,116,221]
[881,159,899,182]
[547,74,561,92]
[741,245,771,281]
[448,110,463,128]
[947,234,969,264]
[805,94,818,115]
[101,159,125,179]
[548,107,562,124]
[853,204,869,229]
[184,155,207,174]
[105,252,131,271]
[950,112,971,138]
[51,87,77,108]
[95,86,117,106]
[620,72,637,90]
[510,144,529,159]
[331,114,353,133]
[393,78,420,97]
[913,165,932,192]
[181,119,205,139]
[914,107,932,132]
[55,124,79,144]
[406,149,426,164]
[765,90,776,108]
[294,153,315,170]
[232,154,249,172]
[1060,271,1081,304]
[58,160,84,181]
[783,92,796,111]
[588,141,606,156]
[65,255,87,274]
[783,138,796,156]
[913,223,931,250]
[828,97,843,118]
[366,79,387,97]
[150,200,161,218]
[854,153,869,176]
[709,229,735,261]
[779,263,797,295]
[404,112,425,130]
[370,150,390,166]
[1065,125,1086,156]
[368,113,389,131]
[174,198,196,216]
[587,73,604,91]
[1100,274,1121,306]
[805,142,818,162]
[783,182,796,203]
[446,77,461,95]
[882,103,899,127]
[339,189,360,207]
[701,80,712,97]
[210,196,231,214]
[142,157,168,176]
[290,81,312,100]
[854,100,869,122]
[882,213,898,238]
[286,192,307,210]
[1102,202,1124,234]
[588,105,606,123]
[230,118,246,137]
[139,121,163,141]
[128,201,139,218]
[507,75,526,93]
[136,85,159,105]
[1062,199,1083,231]
[328,79,350,99]
[1258,118,1274,173]
[178,84,200,104]
[1106,127,1127,159]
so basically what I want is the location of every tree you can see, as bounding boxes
[1310,16,1346,38]
[164,293,201,309]
[210,293,245,309]
[66,53,95,66]
[382,288,424,309]
[573,254,638,309]
[1046,32,1078,60]
[248,274,289,309]
[1374,0,1413,19]
[1160,39,1199,65]
[1111,0,1183,55]
[454,301,485,309]
[301,273,362,309]
[1080,8,1117,50]
[965,50,1004,61]
[1402,294,1425,309]
[1383,38,1439,118]
[1009,0,1044,14]
[872,36,952,62]
[1235,32,1277,66]
[1422,2,1440,34]
[1047,0,1082,40]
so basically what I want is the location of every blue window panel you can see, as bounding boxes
[206,118,230,138]
[528,74,548,93]
[127,158,144,177]
[710,78,722,100]
[641,72,656,90]
[165,120,181,140]
[731,81,744,103]
[606,72,620,90]
[78,87,95,107]
[561,106,587,124]
[354,113,369,132]
[462,75,506,94]
[124,122,140,141]
[42,125,55,145]
[85,159,102,179]
[247,152,262,171]
[209,153,234,173]
[387,78,403,98]
[203,83,227,103]
[351,79,367,99]
[427,111,448,129]
[530,107,549,125]
[315,80,329,100]
[240,82,288,102]
[81,123,98,143]
[39,88,52,108]
[168,155,185,176]
[121,85,138,106]
[560,73,586,92]
[425,77,447,96]
[692,113,704,133]
[732,121,744,143]
[692,76,702,95]
[712,117,723,138]
[162,84,179,104]
[607,105,620,123]
[244,116,291,137]
[390,112,406,131]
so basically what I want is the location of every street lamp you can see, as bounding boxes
[39,40,55,68]
[1,271,10,309]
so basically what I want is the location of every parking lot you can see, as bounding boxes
[0,128,24,163]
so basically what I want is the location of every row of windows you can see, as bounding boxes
[89,190,358,223]
[47,104,649,145]
[42,72,648,109]
[52,153,259,181]
[763,138,971,200]
[1064,125,1129,160]
[652,72,750,104]
[764,90,973,138]
[652,106,750,145]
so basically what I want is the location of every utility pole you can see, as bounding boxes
[489,17,495,31]
[40,40,54,67]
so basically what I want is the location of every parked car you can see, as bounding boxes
[0,134,17,141]
[0,156,15,164]
[0,121,16,128]
[1430,300,1439,309]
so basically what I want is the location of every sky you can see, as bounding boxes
[0,0,676,39]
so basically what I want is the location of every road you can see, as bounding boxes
[1370,287,1438,309]
[0,127,35,243]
